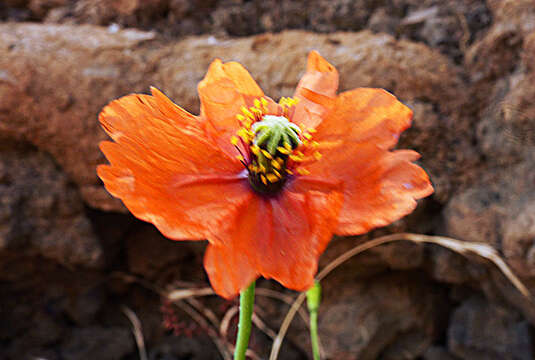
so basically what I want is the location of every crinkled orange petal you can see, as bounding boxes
[149,87,202,126]
[98,93,250,241]
[204,183,343,298]
[314,88,413,149]
[302,142,433,236]
[99,90,201,145]
[198,59,264,156]
[292,51,339,129]
[204,242,259,300]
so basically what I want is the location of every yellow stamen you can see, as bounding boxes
[261,98,268,111]
[286,169,293,175]
[236,114,246,122]
[290,154,304,162]
[271,159,281,170]
[313,151,322,160]
[297,168,310,175]
[251,145,260,155]
[237,128,250,142]
[236,155,245,162]
[304,133,313,140]
[231,136,239,146]
[241,107,254,119]
[273,169,281,178]
[259,164,266,173]
[261,149,273,159]
[266,173,279,183]
[284,142,292,151]
[277,146,291,155]
[261,174,267,185]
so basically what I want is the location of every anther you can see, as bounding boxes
[261,149,272,159]
[251,145,260,156]
[277,146,291,155]
[266,174,279,183]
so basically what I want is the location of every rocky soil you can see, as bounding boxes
[1,0,534,359]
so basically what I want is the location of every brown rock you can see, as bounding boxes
[503,195,535,277]
[317,273,446,360]
[0,23,156,211]
[466,0,535,82]
[444,154,535,278]
[444,22,535,279]
[0,24,464,211]
[397,1,492,62]
[476,34,535,167]
[0,139,102,268]
[423,346,459,360]
[448,296,533,360]
[444,19,535,277]
[28,0,68,18]
[126,223,205,282]
[61,326,133,360]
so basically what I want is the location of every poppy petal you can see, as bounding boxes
[303,143,433,235]
[205,183,343,298]
[149,87,202,126]
[204,242,259,300]
[293,51,339,129]
[198,59,264,156]
[315,88,413,149]
[99,91,201,145]
[98,94,250,241]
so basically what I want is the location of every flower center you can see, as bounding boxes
[247,115,301,194]
[230,97,322,196]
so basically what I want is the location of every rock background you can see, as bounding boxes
[1,0,534,359]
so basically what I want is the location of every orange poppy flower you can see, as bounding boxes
[98,51,433,299]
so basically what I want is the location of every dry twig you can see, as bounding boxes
[220,305,239,340]
[253,312,278,340]
[122,306,148,360]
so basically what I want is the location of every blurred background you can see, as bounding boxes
[1,0,534,359]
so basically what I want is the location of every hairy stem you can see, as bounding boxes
[234,281,256,360]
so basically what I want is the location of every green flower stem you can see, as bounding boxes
[306,281,322,360]
[309,311,320,360]
[234,281,256,360]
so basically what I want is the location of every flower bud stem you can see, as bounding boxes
[306,281,322,360]
[234,281,256,360]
